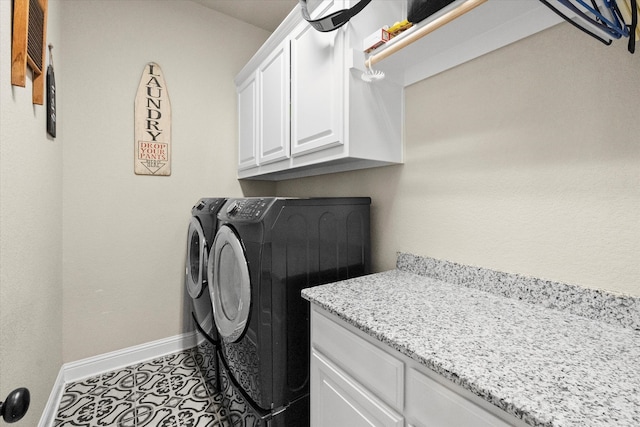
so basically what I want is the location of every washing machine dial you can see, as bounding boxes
[226,201,240,216]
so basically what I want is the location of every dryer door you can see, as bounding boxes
[186,217,207,299]
[208,225,251,343]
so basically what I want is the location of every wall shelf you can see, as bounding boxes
[366,0,488,68]
[357,0,563,87]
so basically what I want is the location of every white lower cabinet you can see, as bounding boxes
[405,368,513,427]
[312,350,404,427]
[310,306,529,427]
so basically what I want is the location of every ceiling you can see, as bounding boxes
[191,0,299,32]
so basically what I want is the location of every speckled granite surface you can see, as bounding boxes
[397,252,640,331]
[302,256,640,427]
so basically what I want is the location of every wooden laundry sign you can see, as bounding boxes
[134,62,171,175]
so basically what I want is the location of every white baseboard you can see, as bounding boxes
[38,330,199,427]
[62,331,199,383]
[38,368,65,427]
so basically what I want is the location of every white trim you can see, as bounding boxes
[63,331,199,383]
[38,331,199,427]
[38,369,65,427]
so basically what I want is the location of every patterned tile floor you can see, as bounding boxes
[54,341,242,427]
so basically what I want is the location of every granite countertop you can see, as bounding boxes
[301,253,640,427]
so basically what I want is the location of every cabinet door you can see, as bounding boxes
[258,39,290,165]
[311,350,403,427]
[237,72,258,170]
[290,1,345,157]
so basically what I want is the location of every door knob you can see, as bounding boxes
[0,388,30,423]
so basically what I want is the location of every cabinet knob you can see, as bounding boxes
[0,388,30,423]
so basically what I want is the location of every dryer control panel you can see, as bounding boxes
[222,198,275,221]
[192,197,226,214]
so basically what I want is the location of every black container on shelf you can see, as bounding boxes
[407,0,456,24]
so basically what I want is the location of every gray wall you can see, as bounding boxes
[0,1,63,424]
[276,23,640,297]
[59,0,274,363]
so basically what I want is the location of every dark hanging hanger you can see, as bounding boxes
[603,0,627,33]
[571,0,629,36]
[557,0,624,37]
[628,0,637,53]
[591,0,637,52]
[590,0,603,21]
[538,0,613,45]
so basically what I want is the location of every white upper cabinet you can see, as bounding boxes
[290,15,345,156]
[237,38,291,172]
[235,0,403,181]
[258,39,290,165]
[237,72,258,171]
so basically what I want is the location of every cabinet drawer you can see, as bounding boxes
[311,350,404,427]
[311,309,404,410]
[406,367,512,427]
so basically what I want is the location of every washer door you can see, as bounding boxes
[186,217,208,299]
[208,225,251,343]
